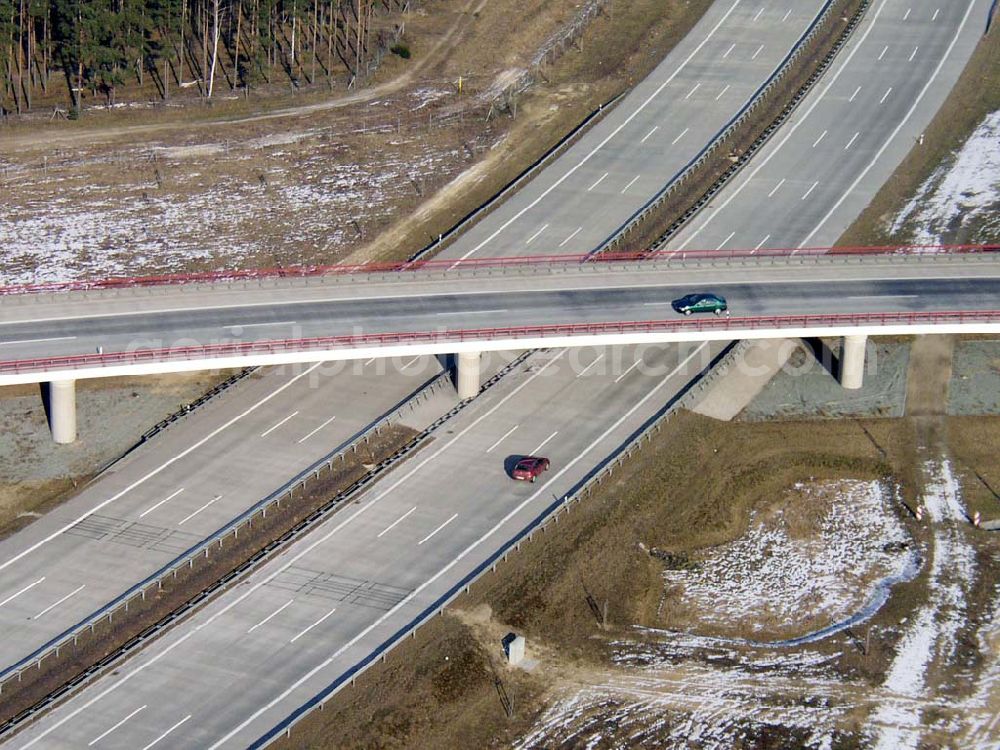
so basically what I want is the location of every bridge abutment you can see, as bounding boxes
[840,335,867,390]
[456,351,481,400]
[48,379,77,444]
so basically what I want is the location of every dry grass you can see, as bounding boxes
[271,412,950,749]
[837,25,1000,246]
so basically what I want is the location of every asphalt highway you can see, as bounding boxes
[8,342,732,750]
[0,355,466,675]
[2,0,993,744]
[431,0,833,259]
[668,0,993,251]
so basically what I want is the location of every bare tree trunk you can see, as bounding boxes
[207,0,220,96]
[233,0,241,89]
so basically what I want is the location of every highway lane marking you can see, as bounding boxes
[5,344,682,748]
[675,0,896,251]
[400,356,422,370]
[812,130,827,148]
[752,7,764,22]
[620,176,641,195]
[614,357,644,384]
[751,44,764,60]
[879,87,892,104]
[0,362,325,575]
[247,599,295,634]
[767,178,785,198]
[801,181,819,200]
[525,224,549,245]
[177,495,222,526]
[87,705,146,746]
[203,343,714,749]
[0,577,46,608]
[435,309,509,316]
[139,488,185,518]
[715,231,736,251]
[261,411,299,437]
[640,125,659,143]
[297,415,337,444]
[903,7,911,21]
[531,431,559,455]
[364,357,376,366]
[671,127,690,145]
[418,513,458,545]
[32,584,87,620]
[754,234,771,251]
[931,8,939,21]
[486,425,518,453]
[290,607,338,643]
[846,295,918,299]
[588,172,609,192]
[88,0,751,307]
[222,321,295,329]
[715,84,730,100]
[0,336,76,346]
[844,132,860,150]
[141,714,191,750]
[684,82,701,100]
[722,43,735,59]
[377,507,417,538]
[878,44,888,61]
[781,9,792,22]
[559,227,583,246]
[849,85,861,102]
[909,46,918,62]
[576,353,606,379]
[799,0,981,254]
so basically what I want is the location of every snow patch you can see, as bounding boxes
[890,110,1000,244]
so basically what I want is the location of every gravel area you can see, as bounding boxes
[0,373,240,484]
[738,339,910,421]
[947,339,1000,416]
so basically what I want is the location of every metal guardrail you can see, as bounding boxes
[0,369,453,696]
[0,244,997,298]
[0,350,533,739]
[591,0,847,256]
[647,0,873,250]
[251,339,753,747]
[3,309,1000,378]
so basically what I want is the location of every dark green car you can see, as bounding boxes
[671,293,729,316]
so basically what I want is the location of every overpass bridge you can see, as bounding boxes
[2,247,998,441]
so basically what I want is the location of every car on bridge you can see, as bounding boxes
[511,456,550,482]
[671,293,728,316]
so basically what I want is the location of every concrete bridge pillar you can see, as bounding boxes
[456,351,482,400]
[48,379,77,444]
[840,335,868,390]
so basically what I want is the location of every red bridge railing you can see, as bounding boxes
[2,309,997,376]
[1,244,996,297]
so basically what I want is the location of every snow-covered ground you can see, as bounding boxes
[660,479,912,639]
[890,110,1000,245]
[0,89,491,286]
[868,459,979,750]
[514,479,923,749]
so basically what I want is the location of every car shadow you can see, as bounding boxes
[504,455,528,479]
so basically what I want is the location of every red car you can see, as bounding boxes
[512,456,550,482]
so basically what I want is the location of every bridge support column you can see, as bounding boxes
[456,351,481,400]
[48,379,77,444]
[840,335,867,390]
